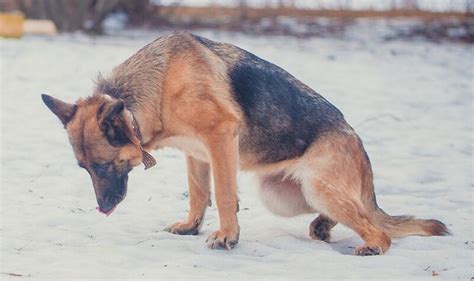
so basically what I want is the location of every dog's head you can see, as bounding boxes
[42,94,150,215]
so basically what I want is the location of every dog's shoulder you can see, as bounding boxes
[170,34,347,164]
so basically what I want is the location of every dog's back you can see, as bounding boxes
[191,34,346,164]
[99,32,347,165]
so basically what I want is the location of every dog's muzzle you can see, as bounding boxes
[94,175,127,216]
[96,197,120,216]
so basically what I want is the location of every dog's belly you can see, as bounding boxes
[158,136,209,162]
[258,172,314,217]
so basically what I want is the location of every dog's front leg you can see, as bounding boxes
[204,131,240,250]
[164,156,211,235]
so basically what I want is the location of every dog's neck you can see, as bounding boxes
[96,74,164,146]
[124,101,164,150]
[98,90,162,147]
[126,105,157,170]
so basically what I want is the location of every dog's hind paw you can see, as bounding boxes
[309,216,336,242]
[164,219,201,236]
[206,228,239,250]
[355,245,382,256]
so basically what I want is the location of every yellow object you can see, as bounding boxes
[0,12,25,38]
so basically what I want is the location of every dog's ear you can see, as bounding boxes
[98,100,136,147]
[41,94,77,127]
[98,99,157,169]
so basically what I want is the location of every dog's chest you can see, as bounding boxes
[157,136,209,161]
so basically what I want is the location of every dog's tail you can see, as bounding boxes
[356,133,450,239]
[372,207,450,238]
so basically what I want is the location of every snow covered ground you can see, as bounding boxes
[1,27,472,280]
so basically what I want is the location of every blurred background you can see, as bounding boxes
[0,0,473,42]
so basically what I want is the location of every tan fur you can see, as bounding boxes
[253,126,447,254]
[248,128,393,254]
[148,36,242,248]
[157,136,209,162]
[68,98,139,164]
[44,32,448,254]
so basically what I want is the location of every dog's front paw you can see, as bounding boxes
[206,228,239,250]
[164,218,202,235]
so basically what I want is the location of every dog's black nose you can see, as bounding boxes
[97,198,117,215]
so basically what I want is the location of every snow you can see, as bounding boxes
[1,28,472,280]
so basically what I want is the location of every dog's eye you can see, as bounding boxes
[92,162,111,176]
[92,163,109,170]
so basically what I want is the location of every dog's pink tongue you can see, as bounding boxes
[96,206,116,217]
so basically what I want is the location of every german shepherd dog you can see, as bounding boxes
[42,32,449,255]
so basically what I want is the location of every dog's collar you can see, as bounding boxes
[130,112,157,170]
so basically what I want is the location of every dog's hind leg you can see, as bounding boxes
[309,214,337,242]
[304,177,391,256]
[165,155,211,235]
[298,132,391,255]
[302,173,391,255]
